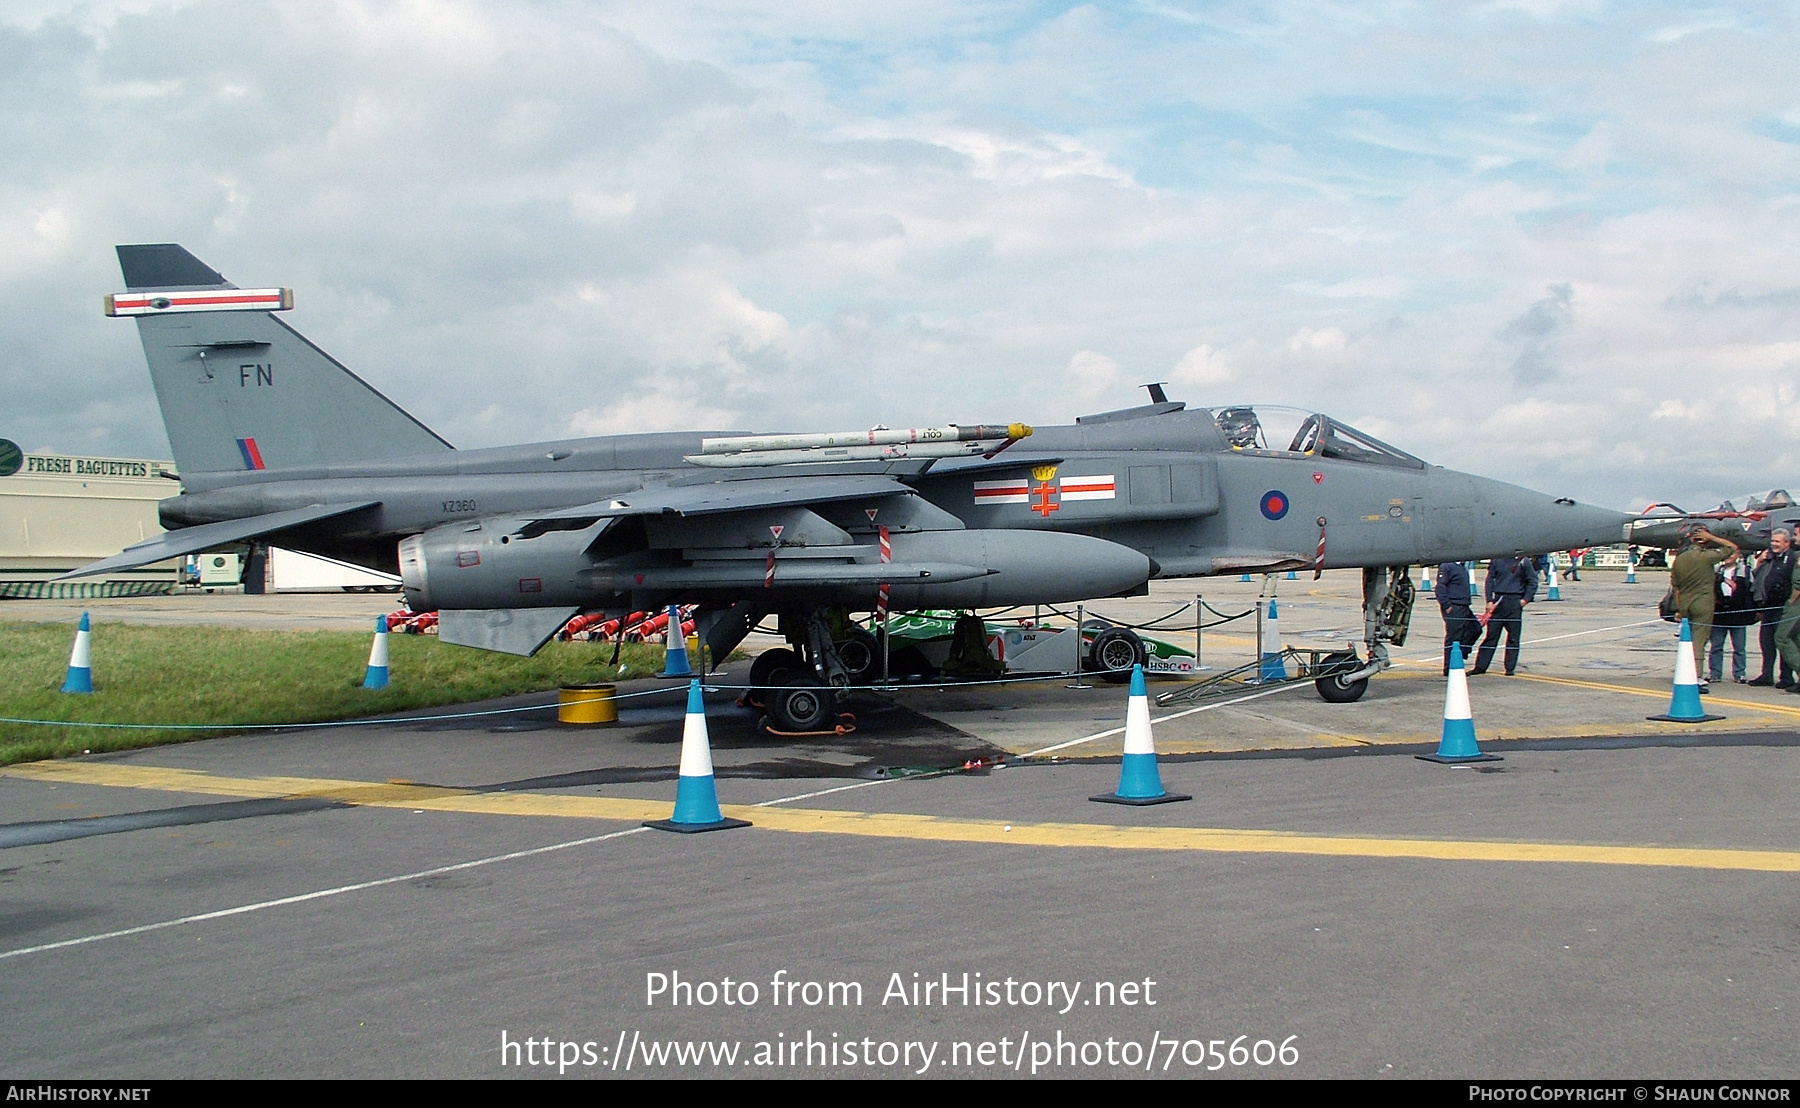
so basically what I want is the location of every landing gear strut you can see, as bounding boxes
[1314,565,1414,700]
[751,605,857,733]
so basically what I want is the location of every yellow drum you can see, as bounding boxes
[558,683,618,725]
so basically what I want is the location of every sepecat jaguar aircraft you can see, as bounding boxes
[68,244,1633,729]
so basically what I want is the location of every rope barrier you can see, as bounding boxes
[10,593,1702,737]
[0,665,1150,735]
[1198,601,1257,626]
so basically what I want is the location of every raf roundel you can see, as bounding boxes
[1260,490,1290,521]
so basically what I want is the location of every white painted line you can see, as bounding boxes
[0,825,649,963]
[1524,617,1664,645]
[1386,617,1670,668]
[753,778,895,807]
[1021,680,1316,758]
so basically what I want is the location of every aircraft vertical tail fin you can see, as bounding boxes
[112,244,452,477]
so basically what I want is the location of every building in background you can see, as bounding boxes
[0,438,401,598]
[0,438,182,598]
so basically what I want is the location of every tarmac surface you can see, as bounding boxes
[3,571,1798,1079]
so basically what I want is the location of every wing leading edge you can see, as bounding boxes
[56,501,382,580]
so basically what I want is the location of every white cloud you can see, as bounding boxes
[2,0,1798,514]
[1287,278,1410,300]
[1171,343,1236,386]
[1650,19,1737,44]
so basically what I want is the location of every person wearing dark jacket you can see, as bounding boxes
[1708,559,1757,683]
[1750,527,1796,687]
[1472,556,1540,676]
[1436,561,1482,675]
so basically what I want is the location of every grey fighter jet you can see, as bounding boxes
[1626,491,1800,553]
[68,244,1633,729]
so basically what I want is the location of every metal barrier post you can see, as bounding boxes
[880,616,890,687]
[1194,594,1210,672]
[1067,602,1089,688]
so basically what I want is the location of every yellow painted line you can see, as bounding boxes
[1154,715,1791,755]
[0,760,670,822]
[734,807,1800,872]
[1511,672,1800,718]
[8,760,1800,873]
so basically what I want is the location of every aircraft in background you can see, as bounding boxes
[69,244,1634,729]
[1626,491,1800,554]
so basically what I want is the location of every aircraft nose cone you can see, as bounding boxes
[1505,493,1636,555]
[1424,470,1638,561]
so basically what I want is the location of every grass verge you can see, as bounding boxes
[0,621,672,765]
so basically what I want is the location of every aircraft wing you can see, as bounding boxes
[528,474,913,520]
[56,501,382,579]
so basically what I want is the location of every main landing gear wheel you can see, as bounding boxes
[835,628,881,684]
[749,648,801,703]
[769,679,834,733]
[1089,627,1147,684]
[1314,650,1368,703]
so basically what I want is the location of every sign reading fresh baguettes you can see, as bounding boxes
[1,444,164,480]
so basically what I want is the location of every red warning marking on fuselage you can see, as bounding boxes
[973,479,1030,504]
[1058,475,1115,501]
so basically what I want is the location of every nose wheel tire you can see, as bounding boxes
[1313,650,1369,703]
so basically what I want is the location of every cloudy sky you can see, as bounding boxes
[3,0,1797,511]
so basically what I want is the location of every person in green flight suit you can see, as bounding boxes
[1670,528,1740,693]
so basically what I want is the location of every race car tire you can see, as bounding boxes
[1089,627,1146,684]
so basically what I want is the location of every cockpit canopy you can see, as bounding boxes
[1719,490,1794,513]
[1210,406,1426,470]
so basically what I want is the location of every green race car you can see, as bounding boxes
[869,611,1198,683]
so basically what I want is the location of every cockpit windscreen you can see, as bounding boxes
[1209,406,1426,470]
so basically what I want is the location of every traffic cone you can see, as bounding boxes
[1546,563,1563,601]
[1648,619,1724,723]
[646,680,752,833]
[1416,643,1501,763]
[1285,570,1297,580]
[61,611,93,694]
[1239,573,1252,582]
[1091,665,1190,805]
[362,615,390,689]
[1420,566,1433,593]
[657,605,695,678]
[1625,560,1637,584]
[1259,599,1289,681]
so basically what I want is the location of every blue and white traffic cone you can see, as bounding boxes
[61,611,94,694]
[646,680,752,832]
[1259,599,1289,681]
[1420,565,1433,593]
[1416,643,1501,763]
[1285,570,1297,580]
[362,615,390,689]
[657,605,695,678]
[1239,573,1252,582]
[1546,563,1563,601]
[1625,560,1637,584]
[1091,665,1190,805]
[1648,619,1724,723]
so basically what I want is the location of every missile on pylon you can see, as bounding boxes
[697,423,1030,456]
